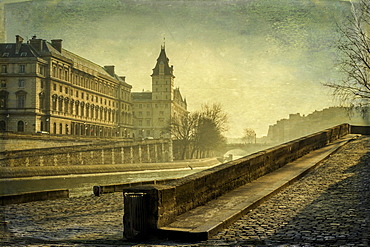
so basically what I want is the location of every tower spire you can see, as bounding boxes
[162,37,165,49]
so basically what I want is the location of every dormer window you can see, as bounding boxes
[6,45,12,49]
[20,52,27,57]
[2,53,9,57]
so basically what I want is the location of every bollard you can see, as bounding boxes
[123,192,148,240]
[93,186,102,196]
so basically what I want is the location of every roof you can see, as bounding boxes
[151,45,174,76]
[0,36,123,82]
[132,92,153,101]
[0,43,38,58]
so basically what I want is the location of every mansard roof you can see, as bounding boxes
[132,92,153,101]
[0,43,38,58]
[151,45,174,76]
[0,35,123,81]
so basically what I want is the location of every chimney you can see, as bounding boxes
[104,65,115,76]
[119,76,126,82]
[29,35,43,53]
[51,39,62,53]
[15,35,23,54]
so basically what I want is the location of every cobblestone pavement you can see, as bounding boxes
[1,136,369,246]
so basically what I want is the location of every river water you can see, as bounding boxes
[0,166,208,197]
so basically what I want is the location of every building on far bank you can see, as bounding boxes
[0,35,133,137]
[132,45,188,139]
[267,106,369,143]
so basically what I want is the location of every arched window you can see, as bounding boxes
[17,121,24,132]
[0,120,6,132]
[39,92,45,109]
[0,90,8,109]
[58,96,64,112]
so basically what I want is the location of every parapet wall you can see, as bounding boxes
[123,124,350,230]
[0,139,173,168]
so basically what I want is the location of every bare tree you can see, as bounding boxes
[242,128,256,144]
[171,103,228,159]
[170,112,199,160]
[325,0,370,113]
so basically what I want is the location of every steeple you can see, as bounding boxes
[151,44,174,76]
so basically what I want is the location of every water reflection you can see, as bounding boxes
[0,167,207,197]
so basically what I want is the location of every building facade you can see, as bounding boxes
[132,45,188,139]
[0,35,133,138]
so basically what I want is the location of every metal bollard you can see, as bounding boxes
[123,192,148,240]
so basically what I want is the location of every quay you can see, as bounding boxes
[1,134,369,245]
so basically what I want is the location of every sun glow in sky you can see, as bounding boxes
[5,0,351,137]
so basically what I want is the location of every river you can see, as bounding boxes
[0,166,208,197]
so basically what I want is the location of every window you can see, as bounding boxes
[138,111,142,116]
[0,91,8,109]
[0,120,6,131]
[19,65,25,73]
[138,120,143,126]
[146,119,150,126]
[65,87,68,94]
[53,84,57,91]
[16,91,26,108]
[17,121,24,132]
[18,79,25,88]
[2,53,9,57]
[1,65,7,73]
[60,85,62,92]
[41,80,44,89]
[146,111,150,116]
[1,80,6,88]
[20,52,27,57]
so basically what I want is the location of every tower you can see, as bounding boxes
[151,44,174,102]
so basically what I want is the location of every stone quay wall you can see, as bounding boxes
[123,124,350,231]
[0,139,173,168]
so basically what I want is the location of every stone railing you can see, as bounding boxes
[0,139,173,168]
[123,124,350,232]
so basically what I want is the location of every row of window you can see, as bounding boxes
[1,64,26,74]
[52,64,117,97]
[137,118,165,126]
[50,95,132,125]
[135,103,169,109]
[53,83,120,108]
[1,79,25,88]
[135,111,165,117]
[0,90,27,109]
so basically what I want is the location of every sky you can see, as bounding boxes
[4,0,352,137]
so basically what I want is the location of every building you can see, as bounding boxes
[0,35,133,138]
[132,45,188,139]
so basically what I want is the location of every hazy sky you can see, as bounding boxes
[4,0,351,137]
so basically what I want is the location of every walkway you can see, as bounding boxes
[1,136,369,246]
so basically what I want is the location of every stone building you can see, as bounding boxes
[0,35,133,138]
[132,45,188,139]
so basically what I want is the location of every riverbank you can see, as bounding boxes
[1,136,369,246]
[0,158,219,179]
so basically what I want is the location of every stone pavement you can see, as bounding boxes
[1,136,369,246]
